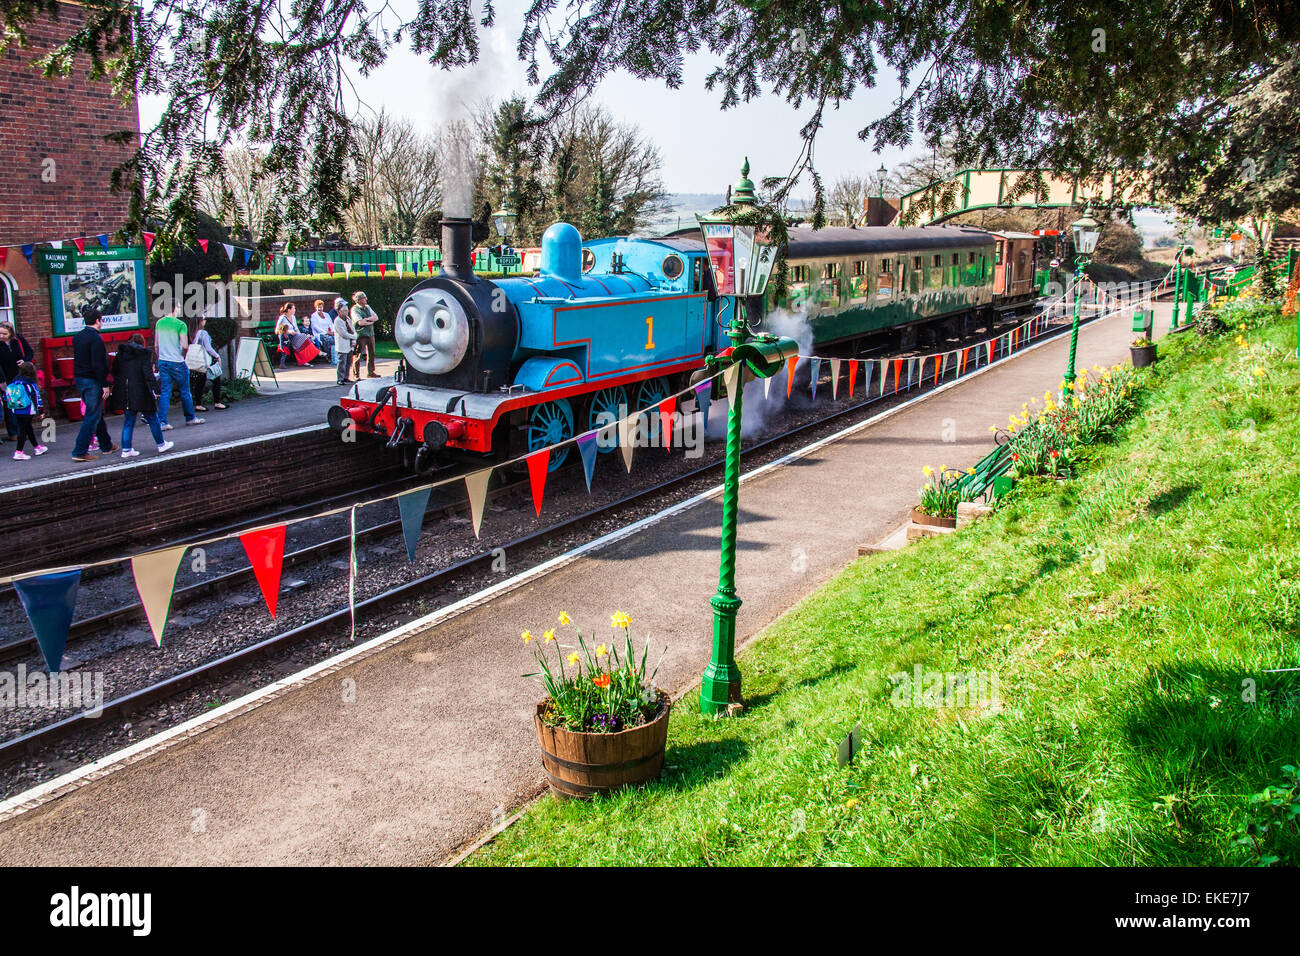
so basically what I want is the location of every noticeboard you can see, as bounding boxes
[48,246,149,336]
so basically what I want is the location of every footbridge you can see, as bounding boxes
[898,168,1159,226]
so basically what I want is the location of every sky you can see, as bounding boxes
[141,0,916,199]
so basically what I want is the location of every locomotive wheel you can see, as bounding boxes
[527,399,574,471]
[635,377,672,444]
[587,386,628,454]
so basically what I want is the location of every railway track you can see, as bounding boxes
[0,307,1093,765]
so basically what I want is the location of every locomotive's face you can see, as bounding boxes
[395,288,471,375]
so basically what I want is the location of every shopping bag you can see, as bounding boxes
[185,342,208,372]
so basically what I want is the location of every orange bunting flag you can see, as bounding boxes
[525,449,550,516]
[785,355,798,397]
[961,347,971,375]
[464,468,493,539]
[893,359,903,394]
[130,545,188,645]
[239,525,287,619]
[1013,328,1019,351]
[848,359,859,397]
[657,396,677,448]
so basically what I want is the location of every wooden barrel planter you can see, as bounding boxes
[910,507,957,529]
[534,696,671,799]
[1131,344,1158,368]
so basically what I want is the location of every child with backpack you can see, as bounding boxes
[6,361,47,460]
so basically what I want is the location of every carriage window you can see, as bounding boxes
[912,256,922,269]
[933,254,942,268]
[951,254,959,266]
[968,252,977,263]
[692,258,703,292]
[822,262,839,280]
[876,259,894,296]
[995,241,1004,265]
[852,260,865,277]
[661,253,684,280]
[880,259,890,273]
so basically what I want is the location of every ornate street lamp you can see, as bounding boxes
[1064,204,1101,388]
[492,206,517,275]
[696,160,798,715]
[877,163,888,199]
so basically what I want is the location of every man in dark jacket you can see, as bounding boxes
[71,308,116,461]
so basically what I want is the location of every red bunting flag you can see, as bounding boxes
[785,355,798,397]
[198,238,209,253]
[240,525,287,619]
[327,262,335,276]
[0,247,7,267]
[525,449,550,516]
[142,231,156,252]
[73,237,85,254]
[379,263,386,277]
[848,360,858,397]
[427,260,435,274]
[893,359,902,394]
[657,395,677,448]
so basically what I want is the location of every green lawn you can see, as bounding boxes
[471,303,1300,866]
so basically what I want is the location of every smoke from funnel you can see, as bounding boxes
[706,307,816,440]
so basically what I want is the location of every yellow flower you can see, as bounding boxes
[558,611,572,626]
[939,464,947,474]
[922,465,934,477]
[966,467,976,475]
[544,628,556,643]
[596,643,608,657]
[611,611,632,629]
[988,425,997,432]
[521,630,533,644]
[567,652,580,666]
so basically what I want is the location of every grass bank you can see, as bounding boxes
[471,306,1300,866]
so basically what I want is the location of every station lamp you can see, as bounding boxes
[1064,204,1102,388]
[696,160,798,715]
[492,206,516,239]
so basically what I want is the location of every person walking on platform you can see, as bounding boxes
[349,291,379,379]
[333,304,356,385]
[155,308,203,431]
[5,361,46,460]
[70,308,117,462]
[0,322,23,444]
[188,315,226,412]
[308,299,335,364]
[113,333,172,458]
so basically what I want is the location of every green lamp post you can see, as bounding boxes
[1063,204,1101,389]
[697,161,799,715]
[492,206,517,275]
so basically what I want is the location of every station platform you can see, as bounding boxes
[0,355,399,490]
[0,305,1167,863]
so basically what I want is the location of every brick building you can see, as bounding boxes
[0,1,140,368]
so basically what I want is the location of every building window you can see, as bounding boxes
[0,273,15,328]
[790,264,808,283]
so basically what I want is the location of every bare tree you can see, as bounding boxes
[345,110,443,245]
[827,174,871,226]
[194,146,284,244]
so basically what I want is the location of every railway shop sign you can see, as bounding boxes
[47,245,150,335]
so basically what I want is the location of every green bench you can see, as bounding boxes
[955,443,1016,502]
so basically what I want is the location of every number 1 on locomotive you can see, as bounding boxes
[644,316,655,350]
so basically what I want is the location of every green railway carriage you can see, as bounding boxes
[761,226,999,348]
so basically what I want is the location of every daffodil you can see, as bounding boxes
[596,643,608,657]
[544,628,556,643]
[967,467,976,475]
[922,465,934,477]
[558,611,572,626]
[521,630,533,644]
[611,611,632,629]
[567,652,580,666]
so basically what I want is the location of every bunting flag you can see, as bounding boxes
[222,243,234,260]
[286,256,296,272]
[13,570,81,673]
[933,354,942,385]
[723,362,742,411]
[198,238,209,253]
[1013,328,1019,351]
[73,237,85,254]
[525,449,550,516]
[986,341,994,365]
[349,506,358,641]
[785,356,798,398]
[362,263,371,277]
[809,357,821,399]
[893,359,903,394]
[830,358,841,399]
[378,263,387,277]
[464,468,493,539]
[130,546,187,646]
[848,359,858,397]
[21,243,34,262]
[239,525,287,619]
[0,247,6,267]
[327,261,335,276]
[50,240,63,249]
[961,347,971,375]
[242,248,253,265]
[307,260,316,275]
[344,263,353,279]
[618,415,636,473]
[908,357,918,387]
[576,431,599,491]
[427,261,435,275]
[143,232,155,252]
[97,234,109,250]
[695,380,713,431]
[397,486,433,563]
[878,359,888,396]
[657,396,677,449]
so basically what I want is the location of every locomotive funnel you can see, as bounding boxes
[440,217,475,281]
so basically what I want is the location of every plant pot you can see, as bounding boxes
[534,695,671,799]
[910,507,957,529]
[1130,344,1157,368]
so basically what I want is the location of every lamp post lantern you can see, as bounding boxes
[493,206,517,275]
[1064,204,1101,388]
[697,160,798,715]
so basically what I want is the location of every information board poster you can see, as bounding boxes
[48,246,149,335]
